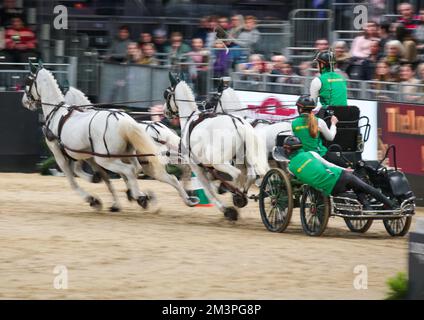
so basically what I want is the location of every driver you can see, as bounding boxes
[310,50,348,116]
[274,136,395,210]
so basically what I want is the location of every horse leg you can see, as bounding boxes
[142,163,199,207]
[72,160,102,183]
[47,141,102,210]
[190,164,239,221]
[94,158,150,209]
[86,159,122,212]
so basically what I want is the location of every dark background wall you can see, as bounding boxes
[0,92,43,172]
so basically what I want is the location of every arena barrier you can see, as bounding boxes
[379,101,424,206]
[409,218,424,299]
[233,90,378,161]
[0,92,42,172]
[99,62,170,109]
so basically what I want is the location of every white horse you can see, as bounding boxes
[62,85,193,193]
[216,85,293,155]
[164,73,269,220]
[22,62,198,212]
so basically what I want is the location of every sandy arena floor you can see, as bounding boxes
[0,173,421,299]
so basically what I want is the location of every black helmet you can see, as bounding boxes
[272,134,302,161]
[296,95,316,113]
[313,50,336,72]
[283,136,303,157]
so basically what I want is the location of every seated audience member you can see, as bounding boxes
[397,2,420,30]
[399,63,421,102]
[165,32,191,64]
[372,59,397,100]
[216,16,230,39]
[106,25,132,62]
[205,15,218,48]
[213,40,231,78]
[126,42,143,64]
[0,0,24,27]
[333,41,351,72]
[228,15,244,40]
[138,32,152,46]
[268,54,287,79]
[350,21,380,59]
[235,15,260,52]
[193,17,209,44]
[273,61,302,94]
[384,40,405,80]
[396,24,417,62]
[238,53,267,74]
[139,43,158,65]
[315,38,330,52]
[4,16,37,62]
[187,38,209,96]
[152,28,169,55]
[379,22,394,50]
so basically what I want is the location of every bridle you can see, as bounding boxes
[163,85,179,118]
[24,68,42,109]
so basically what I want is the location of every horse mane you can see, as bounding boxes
[69,86,92,105]
[39,68,65,99]
[178,80,197,109]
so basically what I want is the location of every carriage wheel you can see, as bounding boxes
[383,217,412,237]
[259,168,293,233]
[300,187,331,236]
[344,218,373,233]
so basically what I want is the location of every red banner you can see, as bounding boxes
[379,102,424,176]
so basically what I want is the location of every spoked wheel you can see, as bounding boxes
[344,218,373,233]
[300,187,330,236]
[383,217,412,237]
[259,168,293,232]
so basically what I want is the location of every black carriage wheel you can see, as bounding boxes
[300,187,330,236]
[259,168,293,233]
[344,218,373,233]
[383,216,412,237]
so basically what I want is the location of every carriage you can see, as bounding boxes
[258,106,416,237]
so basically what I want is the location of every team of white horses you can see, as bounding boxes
[22,62,293,221]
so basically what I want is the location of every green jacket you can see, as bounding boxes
[319,71,348,108]
[288,149,343,195]
[292,114,327,156]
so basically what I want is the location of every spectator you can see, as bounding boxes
[384,40,405,80]
[0,0,24,27]
[268,54,287,78]
[379,22,394,50]
[152,28,168,55]
[106,25,132,62]
[350,22,380,59]
[333,41,351,72]
[414,10,424,51]
[417,62,424,80]
[4,16,37,63]
[235,15,260,52]
[126,42,143,64]
[272,61,302,94]
[238,53,267,74]
[187,38,209,96]
[372,59,397,100]
[205,15,219,48]
[228,15,244,40]
[396,24,417,62]
[217,16,230,39]
[213,40,231,79]
[165,32,191,64]
[140,43,158,65]
[367,39,384,77]
[138,32,152,46]
[399,63,421,102]
[315,38,329,52]
[298,61,314,77]
[397,2,420,30]
[193,17,209,44]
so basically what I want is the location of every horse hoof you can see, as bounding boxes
[87,196,102,210]
[232,193,248,208]
[126,190,133,201]
[110,205,121,212]
[224,207,238,221]
[217,183,228,195]
[91,172,102,184]
[137,195,149,209]
[187,196,200,207]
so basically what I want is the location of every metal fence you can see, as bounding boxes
[99,62,170,108]
[0,62,73,92]
[231,71,424,103]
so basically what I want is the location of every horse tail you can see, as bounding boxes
[243,122,270,176]
[119,117,164,169]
